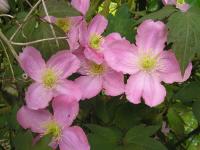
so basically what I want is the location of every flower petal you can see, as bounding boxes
[176,3,190,12]
[84,47,104,64]
[104,39,139,74]
[71,0,90,15]
[103,70,124,96]
[19,46,46,81]
[162,0,176,5]
[158,51,192,83]
[125,73,145,104]
[25,83,53,110]
[17,106,52,133]
[142,75,166,107]
[75,76,103,100]
[47,51,80,79]
[59,126,90,150]
[52,95,79,127]
[54,80,82,101]
[136,20,167,54]
[102,32,123,49]
[88,14,108,35]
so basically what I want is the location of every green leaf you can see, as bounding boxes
[105,4,135,42]
[39,0,81,17]
[167,7,200,73]
[167,107,185,136]
[192,101,200,122]
[86,124,122,150]
[14,131,33,150]
[124,125,166,150]
[136,6,177,25]
[174,81,200,102]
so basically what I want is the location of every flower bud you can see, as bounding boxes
[0,0,10,13]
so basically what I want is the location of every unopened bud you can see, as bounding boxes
[0,0,10,13]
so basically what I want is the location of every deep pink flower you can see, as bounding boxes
[104,20,192,107]
[17,95,90,150]
[79,14,122,64]
[19,46,81,110]
[74,49,124,100]
[162,0,190,12]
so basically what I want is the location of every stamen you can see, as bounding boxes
[89,63,105,75]
[43,121,61,139]
[55,18,71,32]
[139,54,157,72]
[89,34,103,50]
[177,0,185,4]
[42,69,57,88]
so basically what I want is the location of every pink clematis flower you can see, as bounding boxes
[104,20,192,107]
[74,49,124,100]
[19,46,81,110]
[162,0,190,12]
[44,0,90,50]
[17,95,90,150]
[79,14,122,64]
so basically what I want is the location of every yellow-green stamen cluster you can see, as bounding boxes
[177,0,185,4]
[44,121,61,139]
[89,35,102,50]
[89,63,105,75]
[55,18,71,32]
[42,69,57,88]
[139,55,157,72]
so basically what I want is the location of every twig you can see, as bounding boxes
[25,0,33,8]
[41,0,59,47]
[9,0,42,41]
[0,40,16,81]
[11,37,67,45]
[0,14,14,18]
[0,30,19,62]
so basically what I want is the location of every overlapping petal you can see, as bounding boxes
[71,0,90,15]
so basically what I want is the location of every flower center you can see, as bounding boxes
[89,35,102,50]
[42,69,57,88]
[139,55,157,72]
[89,63,105,75]
[44,121,61,139]
[177,0,185,4]
[55,18,71,32]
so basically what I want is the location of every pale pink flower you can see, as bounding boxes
[162,0,190,12]
[44,0,90,50]
[74,49,124,100]
[104,20,192,107]
[79,14,123,64]
[17,95,90,150]
[19,46,81,110]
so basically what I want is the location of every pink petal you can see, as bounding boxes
[19,46,46,81]
[54,80,82,101]
[52,95,79,127]
[142,75,166,107]
[17,106,52,133]
[47,51,80,79]
[102,70,124,96]
[125,73,145,104]
[88,14,108,35]
[136,20,167,55]
[104,39,139,74]
[43,16,57,24]
[79,20,89,46]
[59,126,90,150]
[158,51,192,83]
[71,0,90,15]
[84,47,104,64]
[102,32,122,49]
[75,75,103,100]
[157,51,181,83]
[176,3,190,12]
[25,83,53,110]
[162,0,176,5]
[67,26,80,50]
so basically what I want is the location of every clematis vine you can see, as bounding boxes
[104,19,192,107]
[74,49,124,100]
[17,95,90,150]
[162,0,190,12]
[44,0,90,50]
[80,14,122,64]
[19,46,81,110]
